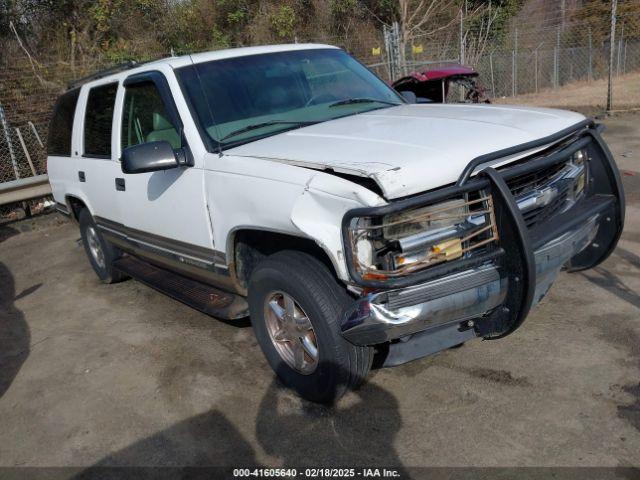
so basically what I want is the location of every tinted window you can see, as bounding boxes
[178,49,402,148]
[47,88,80,156]
[84,83,118,157]
[122,81,181,150]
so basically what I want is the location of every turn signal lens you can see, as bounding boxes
[432,238,463,260]
[362,271,389,281]
[394,237,463,269]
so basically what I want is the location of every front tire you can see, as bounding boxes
[248,251,372,404]
[79,209,127,284]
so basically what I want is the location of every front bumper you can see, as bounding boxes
[341,121,625,351]
[342,211,601,345]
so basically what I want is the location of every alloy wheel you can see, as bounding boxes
[264,291,319,375]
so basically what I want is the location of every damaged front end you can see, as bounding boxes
[346,192,499,281]
[340,120,624,367]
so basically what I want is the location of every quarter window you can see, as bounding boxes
[122,81,181,150]
[84,83,118,157]
[47,88,80,156]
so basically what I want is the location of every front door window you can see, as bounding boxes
[122,81,181,150]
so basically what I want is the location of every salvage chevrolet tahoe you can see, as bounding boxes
[47,45,625,403]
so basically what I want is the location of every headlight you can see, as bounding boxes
[383,199,467,239]
[347,192,499,280]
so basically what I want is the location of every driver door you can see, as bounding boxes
[115,71,215,277]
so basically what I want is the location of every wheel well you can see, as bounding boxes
[233,230,337,290]
[65,196,87,221]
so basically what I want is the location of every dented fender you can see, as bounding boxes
[290,173,386,281]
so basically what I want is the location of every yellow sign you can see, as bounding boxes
[412,44,424,54]
[372,46,381,56]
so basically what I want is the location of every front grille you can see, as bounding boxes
[520,183,571,228]
[506,160,567,197]
[505,159,574,229]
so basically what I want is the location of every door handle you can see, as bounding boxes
[78,171,86,182]
[115,178,126,191]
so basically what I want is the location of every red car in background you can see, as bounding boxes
[392,65,491,104]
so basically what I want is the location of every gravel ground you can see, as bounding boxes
[0,113,639,473]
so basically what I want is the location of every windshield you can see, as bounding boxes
[177,48,403,149]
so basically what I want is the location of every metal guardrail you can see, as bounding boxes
[0,174,51,206]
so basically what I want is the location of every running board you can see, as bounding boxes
[113,256,248,320]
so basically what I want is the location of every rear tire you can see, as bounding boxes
[78,209,127,284]
[248,250,372,404]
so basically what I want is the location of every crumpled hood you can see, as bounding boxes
[226,104,586,199]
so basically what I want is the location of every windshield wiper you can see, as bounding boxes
[220,120,318,142]
[329,98,401,108]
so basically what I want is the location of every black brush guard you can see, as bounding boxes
[341,119,625,340]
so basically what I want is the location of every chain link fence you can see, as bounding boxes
[0,118,48,181]
[0,108,51,220]
[0,2,637,222]
[379,5,639,113]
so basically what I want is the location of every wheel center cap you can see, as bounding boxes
[283,316,301,337]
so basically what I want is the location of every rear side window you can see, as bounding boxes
[47,88,80,156]
[84,83,118,157]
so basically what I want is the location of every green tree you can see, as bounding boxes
[270,4,297,39]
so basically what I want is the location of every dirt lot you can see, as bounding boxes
[495,71,640,116]
[1,113,639,473]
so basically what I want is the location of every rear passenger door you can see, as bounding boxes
[78,81,122,223]
[115,71,213,264]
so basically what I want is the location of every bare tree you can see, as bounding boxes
[9,21,59,89]
[462,2,500,67]
[396,0,459,72]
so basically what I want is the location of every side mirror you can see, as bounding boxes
[122,141,179,174]
[400,91,417,104]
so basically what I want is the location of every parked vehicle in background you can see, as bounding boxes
[47,44,624,403]
[393,65,491,104]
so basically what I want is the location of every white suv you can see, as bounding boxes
[47,44,624,403]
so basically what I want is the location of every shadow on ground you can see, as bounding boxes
[580,247,640,311]
[0,224,19,244]
[0,261,31,399]
[77,409,258,470]
[73,362,405,475]
[254,364,405,469]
